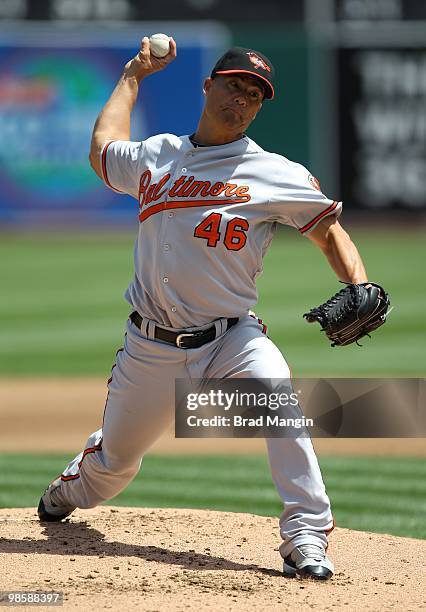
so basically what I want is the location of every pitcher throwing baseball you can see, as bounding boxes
[38,36,379,580]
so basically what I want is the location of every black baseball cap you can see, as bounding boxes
[211,47,275,100]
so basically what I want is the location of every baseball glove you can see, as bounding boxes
[303,282,391,347]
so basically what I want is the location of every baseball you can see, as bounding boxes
[149,33,171,58]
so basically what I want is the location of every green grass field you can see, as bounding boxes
[0,228,425,376]
[1,229,424,543]
[0,453,424,539]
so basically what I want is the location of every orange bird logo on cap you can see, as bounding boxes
[308,175,322,191]
[247,52,271,72]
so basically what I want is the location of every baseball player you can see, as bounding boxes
[38,38,371,581]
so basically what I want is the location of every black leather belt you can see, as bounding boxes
[130,311,238,349]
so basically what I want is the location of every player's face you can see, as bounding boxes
[204,75,264,132]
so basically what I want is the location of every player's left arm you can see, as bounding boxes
[306,216,368,284]
[303,215,391,346]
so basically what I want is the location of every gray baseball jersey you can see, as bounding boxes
[101,134,342,328]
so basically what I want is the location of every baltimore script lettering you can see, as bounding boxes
[138,169,251,209]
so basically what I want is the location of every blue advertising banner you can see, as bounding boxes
[0,23,230,225]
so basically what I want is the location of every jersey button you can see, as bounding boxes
[168,212,174,218]
[164,244,170,251]
[171,306,177,312]
[182,167,187,173]
[163,277,169,283]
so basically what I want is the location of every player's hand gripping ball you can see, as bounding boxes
[149,33,171,58]
[125,35,176,81]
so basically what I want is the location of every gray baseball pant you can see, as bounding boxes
[57,313,334,558]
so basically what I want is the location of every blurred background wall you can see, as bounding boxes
[1,0,425,226]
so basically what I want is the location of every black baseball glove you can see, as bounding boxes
[303,282,391,347]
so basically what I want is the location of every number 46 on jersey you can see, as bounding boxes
[194,213,249,251]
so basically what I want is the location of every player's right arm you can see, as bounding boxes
[89,36,176,179]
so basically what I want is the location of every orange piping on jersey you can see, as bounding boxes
[325,516,336,536]
[299,201,339,235]
[101,141,124,193]
[60,441,103,481]
[325,517,336,551]
[60,473,80,481]
[215,69,275,99]
[138,198,250,224]
[249,313,268,335]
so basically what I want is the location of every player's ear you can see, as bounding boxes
[203,77,213,95]
[253,103,262,119]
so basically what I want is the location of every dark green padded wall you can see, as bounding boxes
[230,25,310,166]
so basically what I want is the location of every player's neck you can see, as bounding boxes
[193,120,244,147]
[192,130,244,147]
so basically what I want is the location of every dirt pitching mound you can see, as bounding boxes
[0,507,424,611]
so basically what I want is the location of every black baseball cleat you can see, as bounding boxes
[283,544,334,581]
[37,478,76,522]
